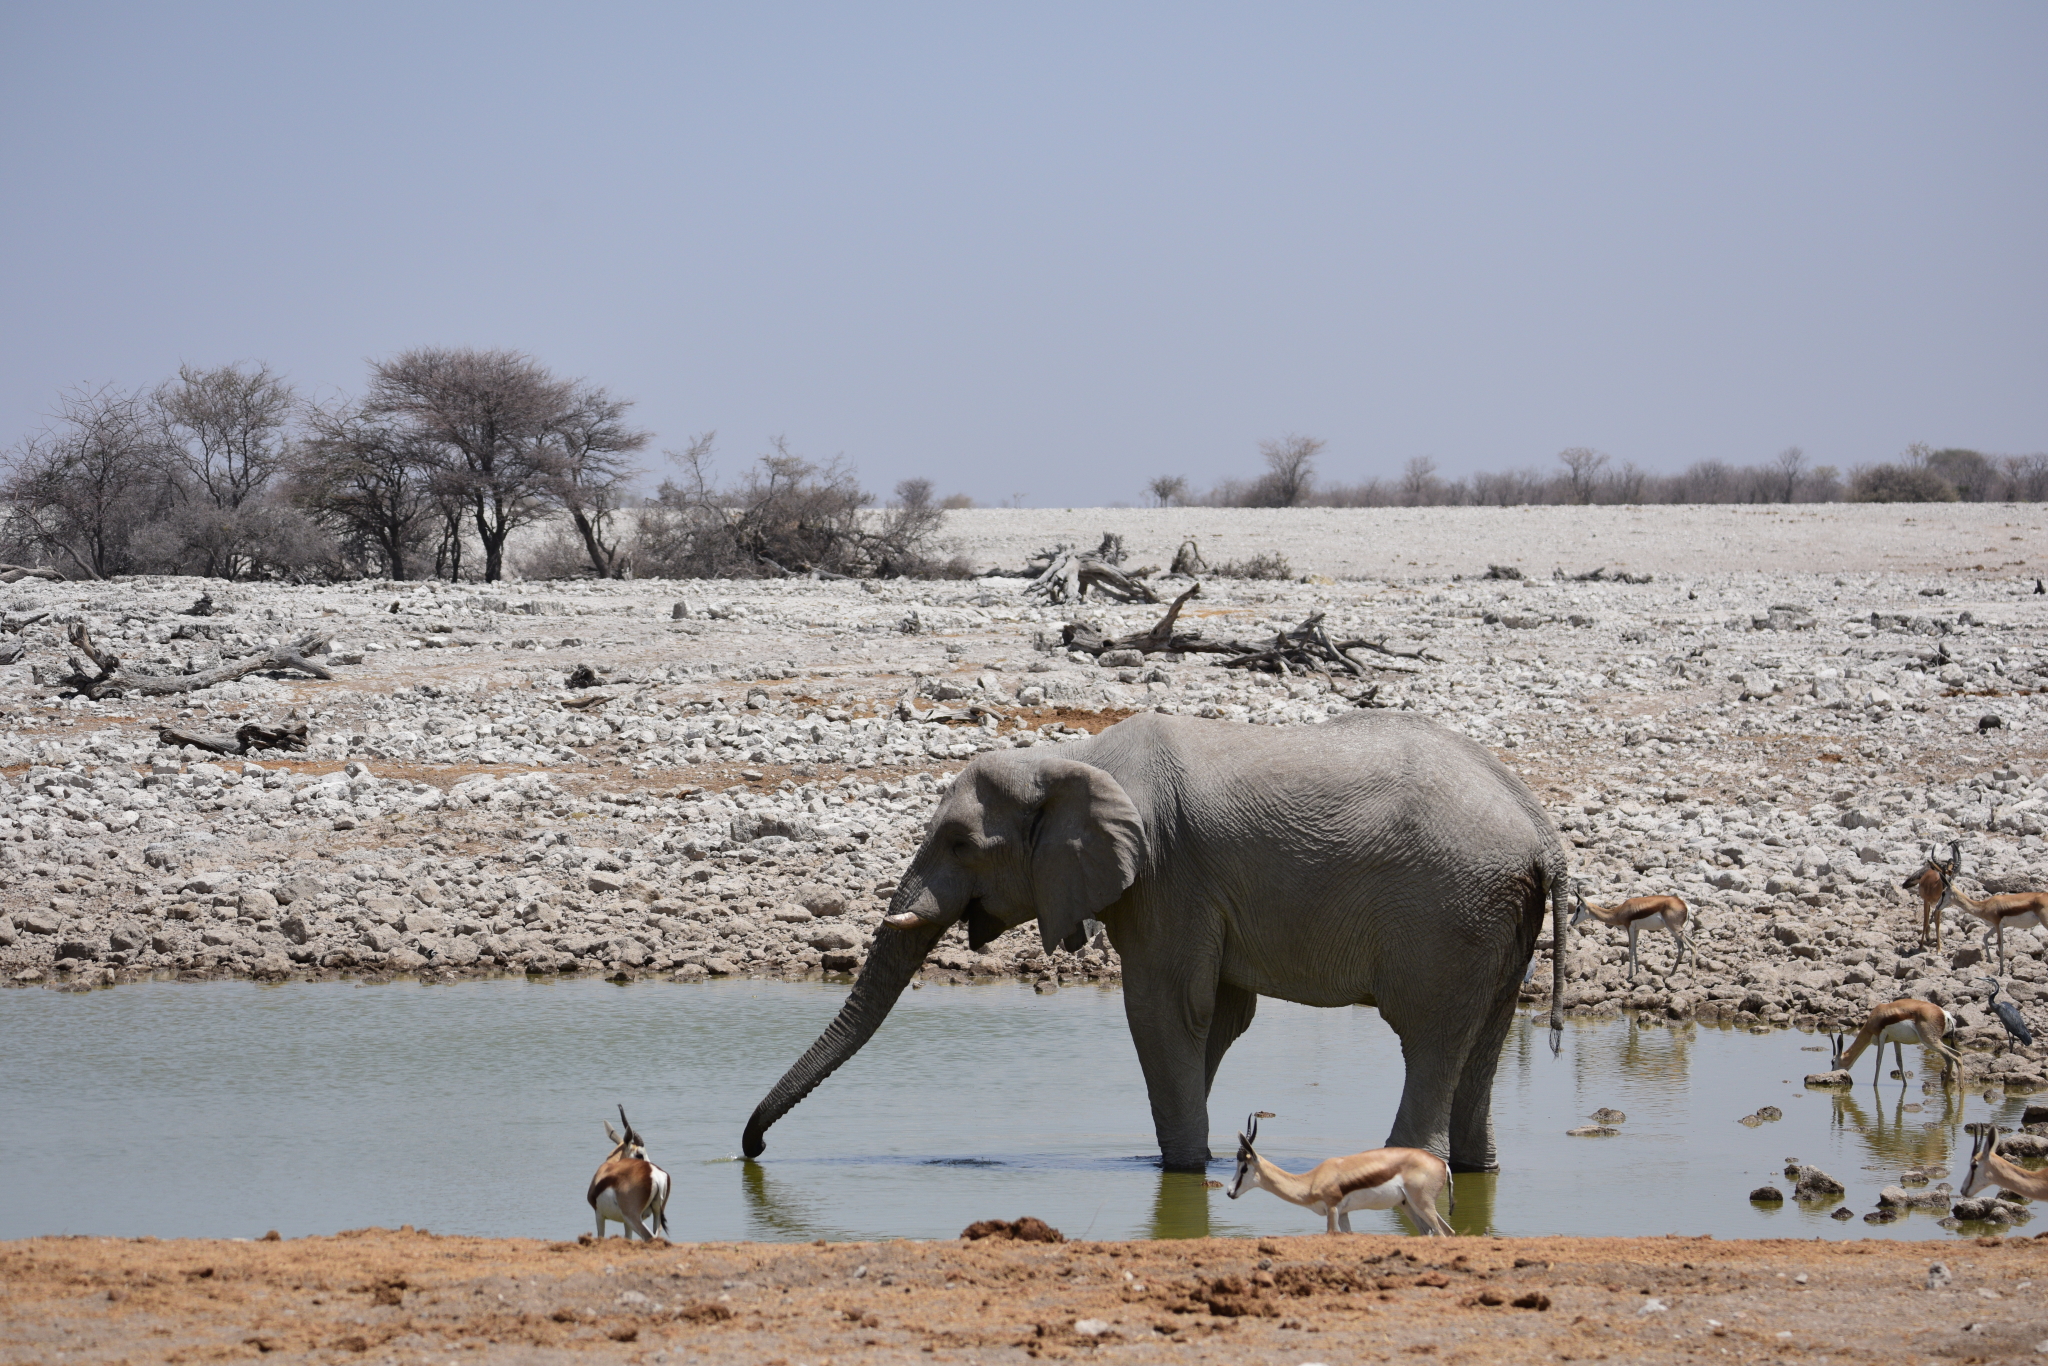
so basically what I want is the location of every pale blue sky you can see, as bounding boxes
[3,3,2043,503]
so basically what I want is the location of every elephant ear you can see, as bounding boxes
[1029,757,1146,956]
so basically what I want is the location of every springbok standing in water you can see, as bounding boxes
[1571,886,1695,980]
[587,1106,671,1241]
[1226,1113,1455,1236]
[1829,999,1960,1086]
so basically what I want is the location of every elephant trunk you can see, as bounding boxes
[741,881,952,1159]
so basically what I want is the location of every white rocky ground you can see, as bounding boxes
[2,505,2044,1087]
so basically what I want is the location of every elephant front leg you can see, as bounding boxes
[1122,970,1226,1172]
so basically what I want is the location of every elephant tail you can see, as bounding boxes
[1547,855,1569,1056]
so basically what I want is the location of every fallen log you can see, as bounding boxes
[1555,565,1653,584]
[0,564,63,584]
[158,715,309,756]
[54,623,333,700]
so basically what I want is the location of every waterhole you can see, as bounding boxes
[0,979,2030,1242]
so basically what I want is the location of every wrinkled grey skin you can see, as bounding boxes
[742,711,1567,1173]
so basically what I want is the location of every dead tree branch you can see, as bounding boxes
[1022,543,1161,604]
[159,714,309,755]
[55,623,333,699]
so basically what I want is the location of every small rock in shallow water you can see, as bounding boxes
[1737,1114,1763,1127]
[1755,1106,1782,1121]
[1590,1108,1626,1124]
[1750,1186,1785,1203]
[1804,1070,1854,1088]
[1566,1125,1620,1137]
[1831,1207,1855,1220]
[1793,1166,1846,1199]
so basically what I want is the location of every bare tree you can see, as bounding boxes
[1557,447,1610,504]
[364,348,574,582]
[291,403,440,580]
[1148,474,1189,507]
[545,384,651,578]
[155,363,295,510]
[2,384,167,579]
[1253,434,1322,507]
[153,363,300,576]
[1768,446,1805,503]
[1399,456,1440,507]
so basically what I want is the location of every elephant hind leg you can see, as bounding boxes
[1203,981,1258,1095]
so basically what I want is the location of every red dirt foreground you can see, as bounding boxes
[4,1229,2046,1364]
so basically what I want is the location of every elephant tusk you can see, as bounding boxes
[883,911,924,928]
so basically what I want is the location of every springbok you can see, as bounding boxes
[1902,850,1953,950]
[1570,886,1695,980]
[1932,842,2048,976]
[587,1106,671,1241]
[1828,999,1960,1086]
[1226,1113,1455,1236]
[1961,1125,2048,1204]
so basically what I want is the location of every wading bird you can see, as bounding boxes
[1829,999,1960,1086]
[587,1106,671,1241]
[1962,1126,2048,1203]
[1226,1113,1454,1236]
[1933,843,2048,977]
[1570,886,1695,980]
[1979,978,2034,1048]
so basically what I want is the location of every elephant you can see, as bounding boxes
[742,710,1569,1173]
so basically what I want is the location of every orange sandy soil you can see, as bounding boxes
[4,1229,2045,1365]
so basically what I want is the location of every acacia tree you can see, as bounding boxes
[546,384,651,578]
[2,384,167,579]
[291,403,440,579]
[364,348,574,582]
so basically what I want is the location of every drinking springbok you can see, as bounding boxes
[1226,1113,1455,1236]
[587,1106,671,1241]
[1570,886,1695,980]
[1932,842,2048,976]
[1962,1125,2048,1204]
[1828,999,1959,1086]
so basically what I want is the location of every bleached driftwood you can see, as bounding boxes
[56,623,333,700]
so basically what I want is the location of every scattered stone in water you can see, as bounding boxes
[1804,1070,1854,1088]
[1566,1125,1620,1137]
[1750,1186,1785,1204]
[1792,1166,1846,1199]
[1590,1108,1626,1124]
[1755,1106,1782,1122]
[1737,1113,1764,1127]
[1864,1208,1900,1224]
[1831,1208,1855,1221]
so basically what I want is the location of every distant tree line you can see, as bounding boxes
[3,349,962,582]
[1149,440,2048,508]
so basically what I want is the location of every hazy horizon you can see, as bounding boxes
[4,3,2043,505]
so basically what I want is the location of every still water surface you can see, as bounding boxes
[0,979,2030,1243]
